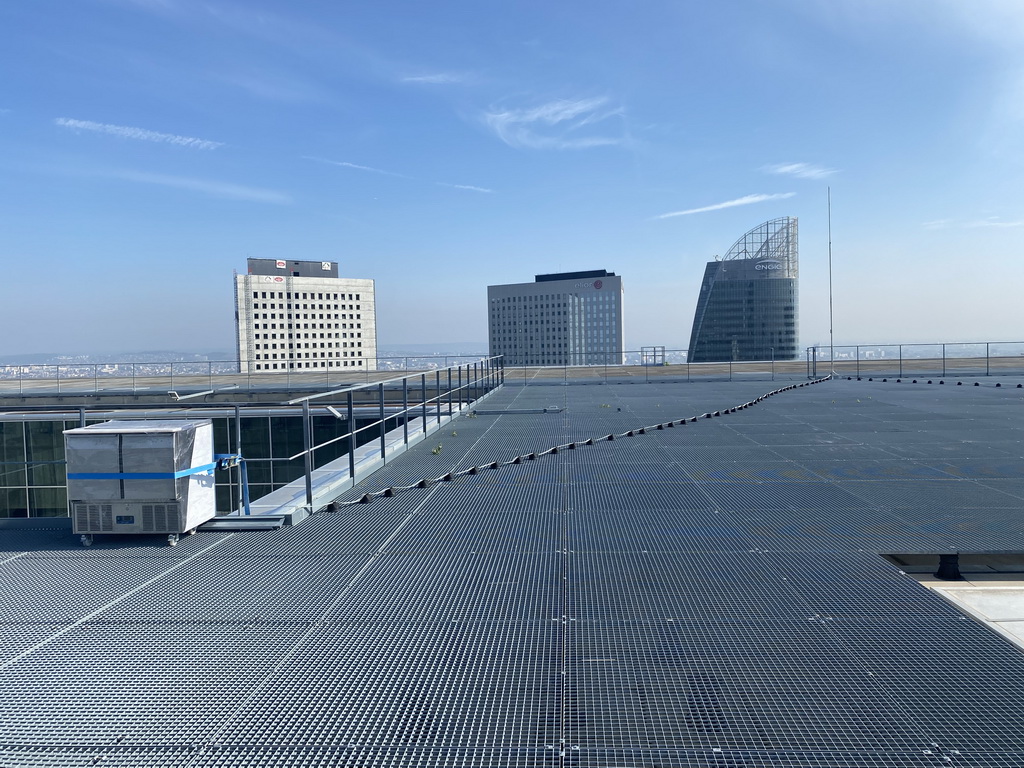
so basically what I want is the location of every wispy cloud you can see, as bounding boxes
[112,170,290,203]
[304,156,411,178]
[438,182,494,194]
[655,193,796,219]
[483,97,625,150]
[763,162,837,179]
[965,216,1024,227]
[402,72,470,84]
[217,71,329,103]
[55,118,223,150]
[922,219,951,230]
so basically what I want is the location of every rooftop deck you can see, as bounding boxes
[3,376,1024,766]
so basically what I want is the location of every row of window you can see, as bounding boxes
[253,291,361,301]
[253,360,365,370]
[256,333,362,341]
[254,324,361,331]
[256,341,363,351]
[254,314,361,321]
[255,350,363,360]
[255,303,360,310]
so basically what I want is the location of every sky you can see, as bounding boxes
[2,0,1023,357]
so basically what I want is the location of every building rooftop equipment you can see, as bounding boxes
[3,377,1024,766]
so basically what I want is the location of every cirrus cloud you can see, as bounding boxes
[654,193,796,219]
[55,118,223,150]
[763,162,837,179]
[482,97,626,150]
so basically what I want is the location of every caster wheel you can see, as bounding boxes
[167,534,180,547]
[80,534,94,547]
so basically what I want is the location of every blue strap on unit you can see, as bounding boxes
[67,462,219,480]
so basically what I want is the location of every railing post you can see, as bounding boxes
[449,367,454,417]
[302,399,314,511]
[402,376,409,445]
[899,344,903,378]
[347,391,356,480]
[379,382,386,459]
[421,373,428,434]
[986,342,990,376]
[771,347,775,381]
[435,370,441,425]
[856,346,860,378]
[234,405,243,514]
[942,343,946,378]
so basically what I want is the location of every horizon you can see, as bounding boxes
[2,0,1022,356]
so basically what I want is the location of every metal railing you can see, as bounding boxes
[806,342,1024,379]
[0,355,498,396]
[0,358,504,519]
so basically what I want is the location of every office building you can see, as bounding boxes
[488,269,624,365]
[235,258,376,372]
[688,217,799,362]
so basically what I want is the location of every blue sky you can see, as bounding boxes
[2,0,1022,356]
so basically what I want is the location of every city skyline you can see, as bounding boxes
[2,0,1023,355]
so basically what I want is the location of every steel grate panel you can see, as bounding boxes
[323,552,564,622]
[416,481,568,515]
[564,620,934,753]
[700,483,872,512]
[394,507,564,552]
[834,480,1024,509]
[0,556,180,622]
[567,482,718,513]
[566,553,810,622]
[682,462,827,483]
[0,623,309,747]
[210,621,562,750]
[569,508,751,553]
[210,510,414,556]
[97,554,368,622]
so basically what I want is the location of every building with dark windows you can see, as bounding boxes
[488,270,624,366]
[235,258,376,373]
[688,217,798,362]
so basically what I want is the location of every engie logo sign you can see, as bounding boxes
[755,260,783,271]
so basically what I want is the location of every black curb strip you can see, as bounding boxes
[329,375,833,510]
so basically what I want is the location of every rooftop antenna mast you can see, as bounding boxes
[828,187,834,374]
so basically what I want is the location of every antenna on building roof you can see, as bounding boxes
[828,187,834,374]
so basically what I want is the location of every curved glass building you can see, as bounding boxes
[687,217,799,362]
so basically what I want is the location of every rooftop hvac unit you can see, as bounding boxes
[64,420,217,546]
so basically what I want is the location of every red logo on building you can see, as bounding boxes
[594,280,603,289]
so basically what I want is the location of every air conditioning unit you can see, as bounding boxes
[64,420,217,546]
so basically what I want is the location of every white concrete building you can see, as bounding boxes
[235,259,376,373]
[487,270,624,366]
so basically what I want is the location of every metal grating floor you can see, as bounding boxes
[3,378,1024,766]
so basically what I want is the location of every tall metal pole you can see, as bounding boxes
[828,187,835,373]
